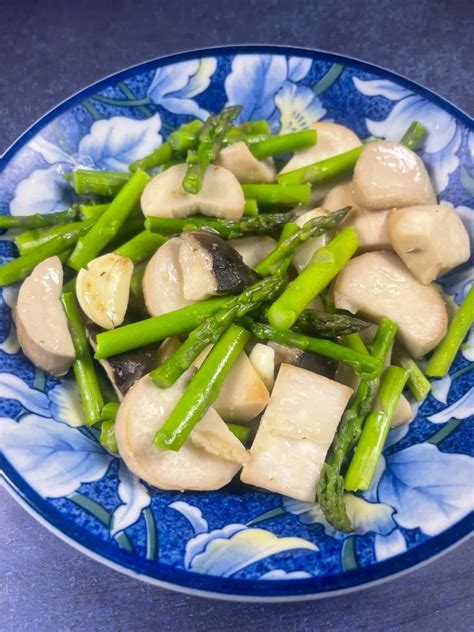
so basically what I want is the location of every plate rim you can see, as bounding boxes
[0,44,473,601]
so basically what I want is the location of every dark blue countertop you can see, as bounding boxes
[1,1,472,629]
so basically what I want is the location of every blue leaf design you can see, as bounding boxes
[0,373,49,416]
[374,529,407,562]
[10,166,75,216]
[0,415,112,498]
[379,443,474,536]
[111,461,150,535]
[427,387,474,424]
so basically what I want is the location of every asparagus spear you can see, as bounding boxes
[68,169,150,270]
[94,296,234,359]
[14,218,96,255]
[153,324,251,451]
[240,318,381,376]
[241,183,311,207]
[400,121,427,151]
[288,309,370,338]
[101,402,120,421]
[100,420,118,453]
[66,169,130,197]
[0,229,79,286]
[243,199,259,217]
[341,332,369,355]
[267,228,359,330]
[78,203,110,220]
[344,365,409,491]
[129,143,172,173]
[150,275,285,388]
[182,106,242,194]
[249,130,317,159]
[393,347,431,400]
[254,208,350,277]
[0,207,78,230]
[224,120,271,144]
[115,230,167,264]
[317,318,398,531]
[268,221,299,276]
[425,284,474,377]
[145,211,295,239]
[226,423,250,445]
[278,146,364,186]
[61,292,104,426]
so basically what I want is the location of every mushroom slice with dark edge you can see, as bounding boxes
[115,370,248,491]
[334,251,448,358]
[16,256,75,376]
[241,363,353,501]
[352,141,436,210]
[143,237,193,316]
[388,204,471,284]
[141,163,245,220]
[76,252,134,330]
[268,341,337,379]
[87,324,159,400]
[179,231,258,301]
[216,141,276,183]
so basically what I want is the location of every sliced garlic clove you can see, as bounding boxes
[76,253,134,330]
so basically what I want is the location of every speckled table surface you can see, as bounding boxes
[0,1,472,630]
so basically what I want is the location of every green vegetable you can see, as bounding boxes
[344,365,409,491]
[277,146,364,186]
[182,106,242,194]
[254,208,350,277]
[290,310,371,338]
[150,276,285,388]
[66,169,130,197]
[341,332,369,355]
[0,207,78,230]
[94,296,234,359]
[129,143,173,173]
[400,121,427,151]
[68,169,150,270]
[153,324,251,451]
[78,203,109,220]
[100,420,118,453]
[394,348,431,400]
[0,229,78,286]
[241,183,311,207]
[145,211,295,240]
[267,228,359,330]
[317,318,398,531]
[115,230,167,264]
[101,402,120,421]
[224,120,271,144]
[425,285,474,377]
[168,119,204,151]
[61,292,104,426]
[243,199,259,217]
[226,423,250,445]
[250,130,317,159]
[241,318,381,376]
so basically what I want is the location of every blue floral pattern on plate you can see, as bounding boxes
[0,46,472,601]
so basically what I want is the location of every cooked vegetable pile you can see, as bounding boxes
[2,108,472,533]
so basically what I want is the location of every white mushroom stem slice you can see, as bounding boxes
[216,141,276,183]
[389,204,471,284]
[292,208,331,272]
[194,348,269,423]
[352,141,436,210]
[141,163,245,220]
[392,395,413,427]
[115,371,246,491]
[323,182,391,251]
[143,238,193,316]
[279,122,361,174]
[334,251,448,358]
[16,256,75,377]
[178,231,257,301]
[228,236,277,269]
[241,364,353,501]
[191,407,249,466]
[248,343,275,391]
[76,253,133,330]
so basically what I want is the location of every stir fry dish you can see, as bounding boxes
[2,108,472,532]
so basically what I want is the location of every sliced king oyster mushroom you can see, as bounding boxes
[268,341,337,379]
[323,182,392,251]
[389,204,471,284]
[228,236,277,269]
[76,253,133,330]
[216,141,276,183]
[248,343,276,391]
[241,363,353,501]
[141,163,245,220]
[292,208,332,272]
[115,370,247,491]
[352,141,436,210]
[179,231,258,301]
[334,251,448,358]
[16,256,75,376]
